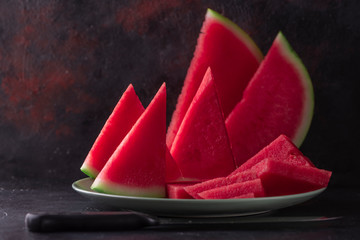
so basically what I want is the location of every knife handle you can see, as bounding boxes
[25,211,159,232]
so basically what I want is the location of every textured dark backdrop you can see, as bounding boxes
[0,0,359,187]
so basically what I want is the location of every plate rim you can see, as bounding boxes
[72,177,327,203]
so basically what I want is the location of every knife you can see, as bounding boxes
[25,211,341,232]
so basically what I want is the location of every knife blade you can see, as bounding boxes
[25,211,341,232]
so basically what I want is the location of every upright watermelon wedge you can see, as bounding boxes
[167,8,263,148]
[80,84,144,178]
[226,32,314,167]
[91,83,166,198]
[170,68,236,181]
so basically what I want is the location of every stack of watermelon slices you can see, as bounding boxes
[79,9,332,199]
[181,135,331,199]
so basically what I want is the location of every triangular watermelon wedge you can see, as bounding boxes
[80,84,144,178]
[170,68,236,181]
[226,32,315,167]
[167,8,263,148]
[91,83,166,197]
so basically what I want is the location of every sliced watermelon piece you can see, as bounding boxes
[230,134,314,176]
[81,84,144,178]
[91,83,166,198]
[166,182,198,199]
[167,8,263,148]
[165,147,185,183]
[226,32,315,167]
[184,169,257,199]
[251,158,332,196]
[170,68,236,181]
[198,179,265,199]
[230,193,256,199]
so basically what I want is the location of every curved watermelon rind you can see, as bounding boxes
[275,32,314,147]
[80,164,98,179]
[91,180,166,198]
[166,9,263,148]
[206,8,263,63]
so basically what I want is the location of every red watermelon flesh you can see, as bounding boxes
[167,8,263,148]
[230,134,314,176]
[165,147,185,183]
[252,158,332,196]
[166,182,199,199]
[198,179,265,199]
[184,169,257,199]
[81,84,144,178]
[91,83,166,198]
[170,68,236,181]
[230,193,255,199]
[226,32,314,167]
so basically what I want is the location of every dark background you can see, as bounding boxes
[0,0,359,188]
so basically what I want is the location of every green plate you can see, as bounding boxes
[72,178,326,217]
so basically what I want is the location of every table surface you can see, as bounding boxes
[1,179,359,240]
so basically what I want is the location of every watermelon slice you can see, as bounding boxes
[251,158,332,196]
[80,84,144,178]
[198,179,265,199]
[91,83,167,197]
[165,147,185,183]
[170,68,236,181]
[230,134,314,176]
[167,8,263,148]
[226,32,315,167]
[166,182,198,199]
[230,193,255,199]
[184,169,258,199]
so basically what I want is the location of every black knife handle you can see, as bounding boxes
[25,211,159,232]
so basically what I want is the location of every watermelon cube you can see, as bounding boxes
[198,179,265,199]
[251,158,332,196]
[166,182,199,199]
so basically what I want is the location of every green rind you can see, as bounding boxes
[91,179,166,198]
[275,32,315,147]
[80,164,99,179]
[206,8,263,63]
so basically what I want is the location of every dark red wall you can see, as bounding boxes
[0,0,359,186]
